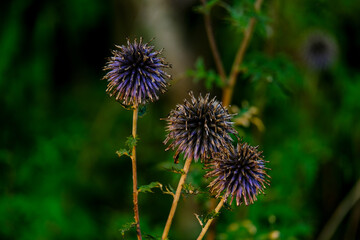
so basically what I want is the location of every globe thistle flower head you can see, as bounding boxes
[301,31,338,70]
[205,140,270,206]
[103,38,171,107]
[164,92,237,163]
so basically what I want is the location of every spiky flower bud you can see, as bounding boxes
[205,140,270,206]
[301,31,337,70]
[103,38,171,106]
[164,92,237,163]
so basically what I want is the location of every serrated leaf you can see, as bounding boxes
[187,57,223,90]
[116,148,130,157]
[116,135,139,158]
[119,222,136,237]
[138,182,163,193]
[125,135,138,149]
[220,0,262,32]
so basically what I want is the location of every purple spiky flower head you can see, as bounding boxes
[103,38,171,107]
[205,140,270,206]
[164,92,237,163]
[301,31,338,70]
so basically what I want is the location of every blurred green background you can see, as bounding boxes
[1,0,360,239]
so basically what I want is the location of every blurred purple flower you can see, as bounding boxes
[205,140,270,206]
[164,92,237,163]
[302,31,337,70]
[103,38,171,106]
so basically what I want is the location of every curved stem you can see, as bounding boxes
[162,157,193,240]
[317,178,360,240]
[222,0,263,107]
[201,0,227,84]
[205,198,217,240]
[131,107,142,240]
[197,198,225,240]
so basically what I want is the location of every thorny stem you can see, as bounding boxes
[201,0,227,84]
[222,0,264,107]
[196,198,226,240]
[131,107,142,240]
[317,178,360,240]
[162,157,193,240]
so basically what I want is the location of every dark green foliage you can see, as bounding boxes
[187,57,223,90]
[221,0,259,31]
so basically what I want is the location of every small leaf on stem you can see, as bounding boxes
[138,182,163,193]
[119,222,137,237]
[125,135,138,149]
[116,148,130,157]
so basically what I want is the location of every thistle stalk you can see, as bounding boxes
[197,198,225,240]
[162,157,193,240]
[201,0,226,84]
[222,0,263,107]
[131,107,142,240]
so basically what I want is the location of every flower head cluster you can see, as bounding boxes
[103,38,171,106]
[164,92,237,163]
[205,140,270,205]
[302,31,337,70]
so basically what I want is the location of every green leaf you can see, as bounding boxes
[116,135,139,158]
[187,57,223,90]
[220,0,265,33]
[116,148,130,157]
[138,182,163,193]
[125,136,138,149]
[119,222,136,237]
